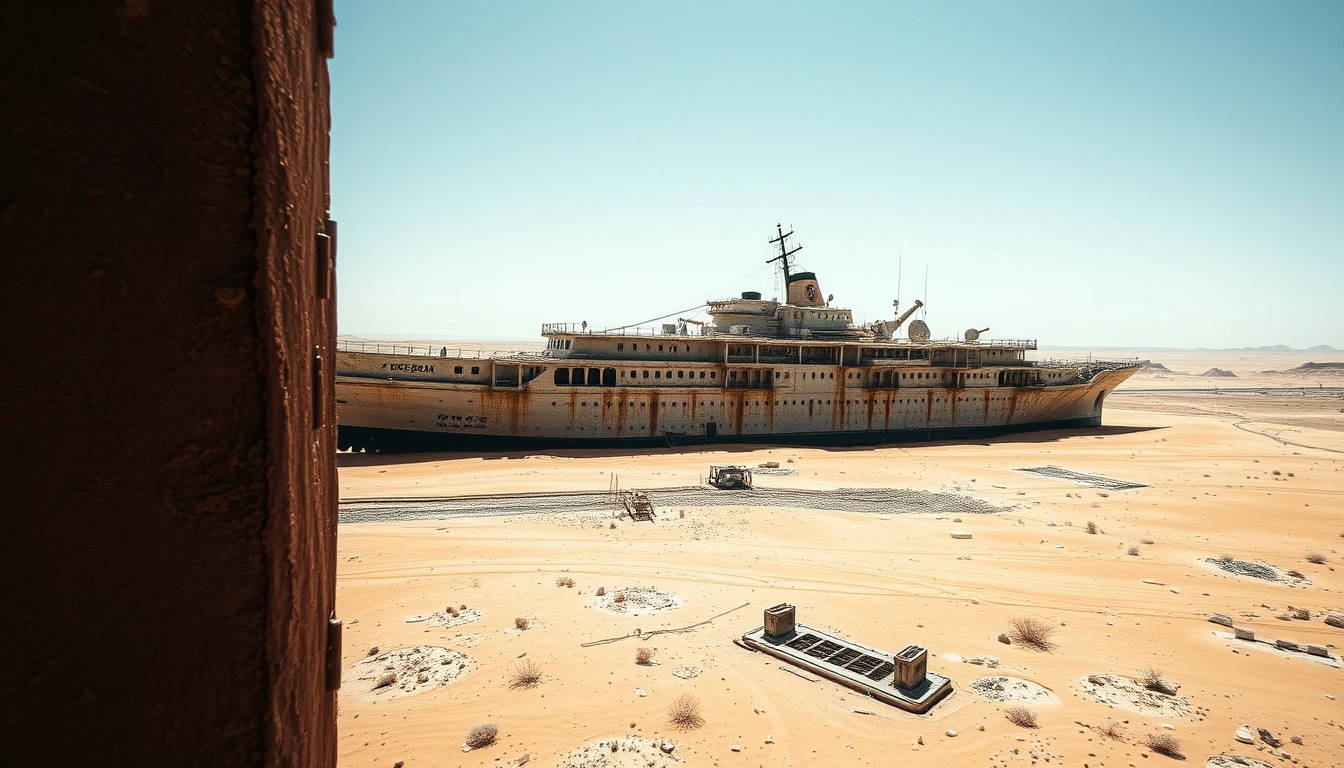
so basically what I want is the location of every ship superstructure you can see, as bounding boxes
[335,226,1139,451]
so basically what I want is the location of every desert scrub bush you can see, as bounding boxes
[464,722,498,750]
[1138,667,1177,695]
[1127,545,1141,556]
[1306,553,1327,564]
[556,576,576,587]
[1085,521,1098,535]
[1145,732,1183,758]
[1004,706,1038,728]
[1006,616,1055,651]
[508,659,543,689]
[1216,553,1234,563]
[667,694,705,730]
[446,606,459,617]
[1286,569,1305,579]
[1098,720,1126,740]
[1141,538,1155,545]
[635,647,654,664]
[514,617,530,631]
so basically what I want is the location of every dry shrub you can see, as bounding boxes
[613,593,626,603]
[1006,616,1055,651]
[556,576,576,588]
[508,659,543,689]
[1141,538,1155,545]
[1098,720,1126,740]
[1145,732,1183,758]
[667,694,705,730]
[1217,553,1235,563]
[635,647,654,664]
[464,722,498,750]
[679,510,685,518]
[514,617,530,631]
[609,522,616,529]
[460,604,468,610]
[1086,521,1099,535]
[1127,545,1141,556]
[446,606,459,617]
[596,586,606,596]
[1138,667,1177,695]
[1004,706,1038,728]
[1306,553,1327,565]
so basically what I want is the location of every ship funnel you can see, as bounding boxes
[786,271,824,307]
[908,319,931,342]
[963,327,990,342]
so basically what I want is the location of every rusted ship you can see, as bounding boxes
[336,226,1140,451]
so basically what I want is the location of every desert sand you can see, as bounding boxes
[336,349,1344,768]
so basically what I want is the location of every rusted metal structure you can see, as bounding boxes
[708,465,753,490]
[741,603,952,713]
[336,226,1140,451]
[619,490,655,522]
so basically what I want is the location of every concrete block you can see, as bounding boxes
[1208,613,1233,627]
[1275,638,1301,651]
[1234,627,1255,641]
[1306,644,1330,657]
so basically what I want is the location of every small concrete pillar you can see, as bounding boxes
[763,604,796,638]
[1234,627,1255,641]
[893,644,928,690]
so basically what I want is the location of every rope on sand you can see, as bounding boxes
[580,602,751,647]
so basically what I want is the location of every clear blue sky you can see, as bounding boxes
[331,1,1343,349]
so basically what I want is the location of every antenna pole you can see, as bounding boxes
[923,266,929,320]
[766,222,802,287]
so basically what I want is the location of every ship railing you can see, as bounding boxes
[336,339,544,360]
[1029,357,1144,370]
[541,323,705,338]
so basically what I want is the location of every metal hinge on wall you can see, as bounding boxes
[325,616,342,691]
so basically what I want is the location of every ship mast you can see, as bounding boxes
[766,223,802,287]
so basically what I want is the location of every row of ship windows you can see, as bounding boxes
[557,395,1017,408]
[552,367,1001,386]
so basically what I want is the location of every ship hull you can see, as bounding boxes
[335,354,1137,453]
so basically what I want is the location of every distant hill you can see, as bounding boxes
[1263,361,1344,376]
[1307,345,1341,352]
[1200,368,1236,377]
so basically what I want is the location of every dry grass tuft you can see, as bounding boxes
[1141,538,1155,545]
[464,722,498,750]
[1138,667,1178,695]
[1098,720,1126,740]
[667,694,705,730]
[508,659,543,689]
[635,646,655,664]
[1127,545,1141,556]
[1286,569,1305,579]
[1306,553,1327,565]
[1217,553,1235,563]
[1006,616,1056,651]
[514,617,530,631]
[1145,732,1183,758]
[1004,706,1038,728]
[1085,521,1099,535]
[556,576,576,588]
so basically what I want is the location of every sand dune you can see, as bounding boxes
[337,373,1344,767]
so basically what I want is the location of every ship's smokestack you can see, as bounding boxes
[786,271,824,307]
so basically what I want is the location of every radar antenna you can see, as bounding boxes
[766,223,802,285]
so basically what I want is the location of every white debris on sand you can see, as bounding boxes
[671,666,700,679]
[345,646,472,702]
[1206,754,1273,768]
[591,586,684,616]
[557,736,683,768]
[1079,673,1191,717]
[970,676,1058,703]
[428,608,484,628]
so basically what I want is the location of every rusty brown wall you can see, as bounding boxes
[0,1,336,765]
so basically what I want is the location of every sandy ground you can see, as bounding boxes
[336,353,1344,768]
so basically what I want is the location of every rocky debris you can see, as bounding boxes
[970,676,1056,703]
[967,655,1000,667]
[671,666,700,679]
[1204,558,1310,586]
[950,531,973,539]
[730,744,742,752]
[1234,627,1255,641]
[945,729,958,737]
[998,633,1012,645]
[428,607,484,629]
[558,737,680,768]
[1080,673,1191,717]
[1325,611,1344,629]
[1207,754,1272,768]
[1234,726,1256,744]
[592,586,683,616]
[595,586,605,596]
[367,646,379,656]
[348,646,472,701]
[1208,613,1233,627]
[1306,644,1330,657]
[1274,639,1301,652]
[1257,727,1282,747]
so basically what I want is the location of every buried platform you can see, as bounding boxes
[740,604,952,714]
